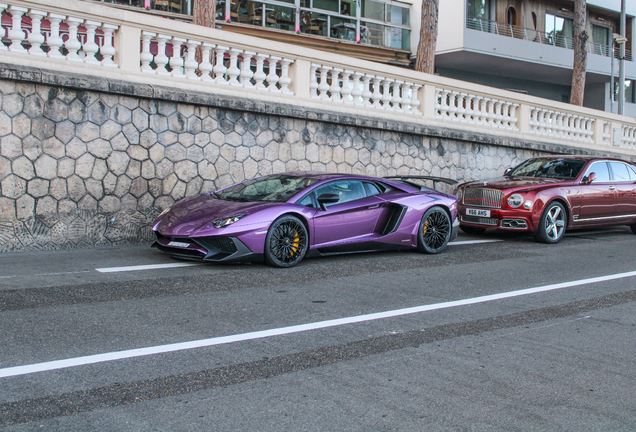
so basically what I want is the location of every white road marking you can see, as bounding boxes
[95,263,201,273]
[1,269,635,379]
[449,239,503,246]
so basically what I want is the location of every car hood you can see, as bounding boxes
[463,176,568,191]
[155,194,279,237]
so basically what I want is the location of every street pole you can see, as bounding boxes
[618,0,626,115]
[611,41,615,113]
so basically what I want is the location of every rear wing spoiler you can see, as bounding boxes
[384,176,458,192]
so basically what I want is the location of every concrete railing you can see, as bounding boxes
[2,0,636,156]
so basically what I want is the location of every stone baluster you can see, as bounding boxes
[317,66,331,100]
[266,57,281,92]
[310,64,319,98]
[169,37,186,78]
[140,31,156,73]
[8,6,28,53]
[329,68,343,102]
[227,48,242,86]
[351,73,363,106]
[198,43,215,82]
[340,70,353,104]
[213,46,229,84]
[494,101,504,127]
[572,117,581,140]
[456,93,467,120]
[253,53,268,90]
[434,89,444,117]
[411,85,421,115]
[239,51,255,88]
[362,74,373,107]
[65,18,84,62]
[485,99,497,126]
[401,83,413,114]
[529,108,538,133]
[27,9,47,56]
[100,24,118,67]
[508,104,519,130]
[382,79,395,111]
[449,91,461,119]
[392,81,404,112]
[0,4,7,51]
[476,98,488,125]
[154,34,171,76]
[462,93,473,122]
[371,76,382,108]
[46,14,66,59]
[184,40,201,80]
[83,21,101,65]
[279,59,293,94]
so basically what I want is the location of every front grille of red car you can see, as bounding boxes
[461,215,499,226]
[463,188,504,208]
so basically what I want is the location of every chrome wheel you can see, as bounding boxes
[418,206,451,254]
[534,202,567,244]
[264,215,308,268]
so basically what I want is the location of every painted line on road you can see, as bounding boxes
[95,263,201,273]
[2,269,635,379]
[449,239,503,246]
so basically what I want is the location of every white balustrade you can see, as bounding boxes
[83,21,102,65]
[602,122,611,146]
[436,88,519,130]
[329,69,343,102]
[199,43,214,82]
[27,9,47,56]
[622,126,636,148]
[528,106,593,142]
[8,6,27,53]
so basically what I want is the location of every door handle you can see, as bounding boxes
[368,204,380,209]
[609,186,616,190]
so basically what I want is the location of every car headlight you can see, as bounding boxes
[213,214,246,228]
[158,206,171,217]
[523,200,533,209]
[507,194,523,208]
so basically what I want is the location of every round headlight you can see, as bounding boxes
[507,194,523,208]
[523,200,533,209]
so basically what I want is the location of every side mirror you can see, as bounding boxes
[317,193,339,211]
[582,172,597,185]
[504,168,513,175]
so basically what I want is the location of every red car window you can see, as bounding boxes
[609,162,631,182]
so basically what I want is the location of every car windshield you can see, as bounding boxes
[214,175,319,202]
[506,158,586,180]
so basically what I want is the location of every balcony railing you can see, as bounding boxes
[466,16,633,62]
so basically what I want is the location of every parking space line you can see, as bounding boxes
[1,269,635,379]
[95,263,201,273]
[449,239,503,246]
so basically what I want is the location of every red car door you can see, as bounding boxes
[578,161,617,223]
[609,161,636,218]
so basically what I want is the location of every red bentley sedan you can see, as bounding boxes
[454,156,636,243]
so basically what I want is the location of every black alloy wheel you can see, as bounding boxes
[534,201,567,244]
[630,224,636,235]
[417,206,452,254]
[460,225,486,235]
[264,215,309,268]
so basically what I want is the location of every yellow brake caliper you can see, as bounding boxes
[288,232,300,258]
[422,220,429,236]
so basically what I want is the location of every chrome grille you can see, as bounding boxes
[461,215,499,226]
[463,188,504,209]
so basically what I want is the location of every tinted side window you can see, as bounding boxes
[313,181,366,206]
[588,162,611,182]
[363,182,382,197]
[610,162,631,182]
[296,193,315,208]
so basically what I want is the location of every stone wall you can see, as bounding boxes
[0,68,608,252]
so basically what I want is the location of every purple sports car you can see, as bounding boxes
[152,172,459,267]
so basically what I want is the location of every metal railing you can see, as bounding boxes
[466,16,633,62]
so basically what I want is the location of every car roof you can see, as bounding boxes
[531,155,632,164]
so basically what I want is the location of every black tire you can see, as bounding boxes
[631,224,636,235]
[417,206,452,254]
[264,215,308,268]
[460,225,486,235]
[534,202,567,244]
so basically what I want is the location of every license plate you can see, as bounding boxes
[168,241,190,248]
[466,208,491,217]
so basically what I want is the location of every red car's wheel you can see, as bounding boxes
[417,206,451,254]
[264,215,308,268]
[631,224,636,235]
[534,202,567,244]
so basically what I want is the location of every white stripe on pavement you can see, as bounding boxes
[96,263,201,273]
[2,269,635,379]
[449,239,503,246]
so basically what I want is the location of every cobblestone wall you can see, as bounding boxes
[0,78,551,252]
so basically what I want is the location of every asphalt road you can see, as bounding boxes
[1,227,635,431]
